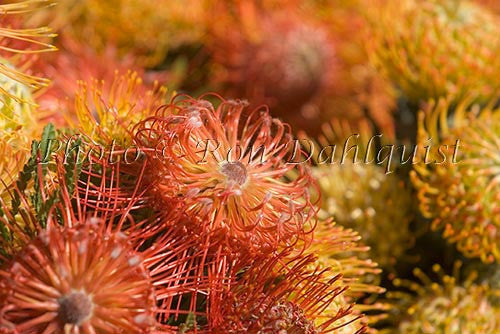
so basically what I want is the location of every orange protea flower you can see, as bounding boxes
[0,222,157,333]
[0,153,232,333]
[207,0,396,137]
[0,162,159,332]
[209,251,365,333]
[73,71,167,146]
[0,0,55,95]
[39,66,167,145]
[209,1,335,123]
[411,96,500,263]
[369,0,500,105]
[70,150,233,331]
[35,37,146,127]
[135,95,317,255]
[388,262,499,333]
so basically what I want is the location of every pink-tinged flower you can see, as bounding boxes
[0,222,157,333]
[135,94,318,255]
[209,251,366,334]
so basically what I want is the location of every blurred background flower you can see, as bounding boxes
[369,0,500,107]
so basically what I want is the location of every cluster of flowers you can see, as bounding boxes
[0,0,499,333]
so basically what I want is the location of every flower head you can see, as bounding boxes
[70,150,232,331]
[389,262,499,333]
[135,95,317,255]
[210,251,365,333]
[210,2,335,114]
[411,96,500,263]
[35,37,149,127]
[369,0,500,104]
[0,222,157,333]
[74,71,167,146]
[208,0,396,137]
[308,118,414,268]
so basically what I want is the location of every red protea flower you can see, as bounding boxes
[209,251,366,333]
[135,94,317,255]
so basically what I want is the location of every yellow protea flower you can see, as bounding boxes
[74,71,168,146]
[314,164,414,269]
[388,262,499,334]
[0,0,56,96]
[310,119,414,268]
[306,219,390,331]
[28,0,206,67]
[369,0,500,105]
[411,96,500,263]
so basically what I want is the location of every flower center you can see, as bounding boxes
[58,291,93,325]
[220,161,248,186]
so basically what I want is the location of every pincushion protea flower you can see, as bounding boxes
[306,118,414,268]
[209,0,335,126]
[209,251,366,333]
[135,94,317,255]
[0,222,157,333]
[207,0,396,137]
[411,97,500,263]
[0,151,233,333]
[39,65,167,146]
[0,162,159,332]
[0,0,56,95]
[388,262,499,333]
[314,164,414,268]
[35,37,149,127]
[70,151,234,332]
[369,0,500,105]
[74,70,167,147]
